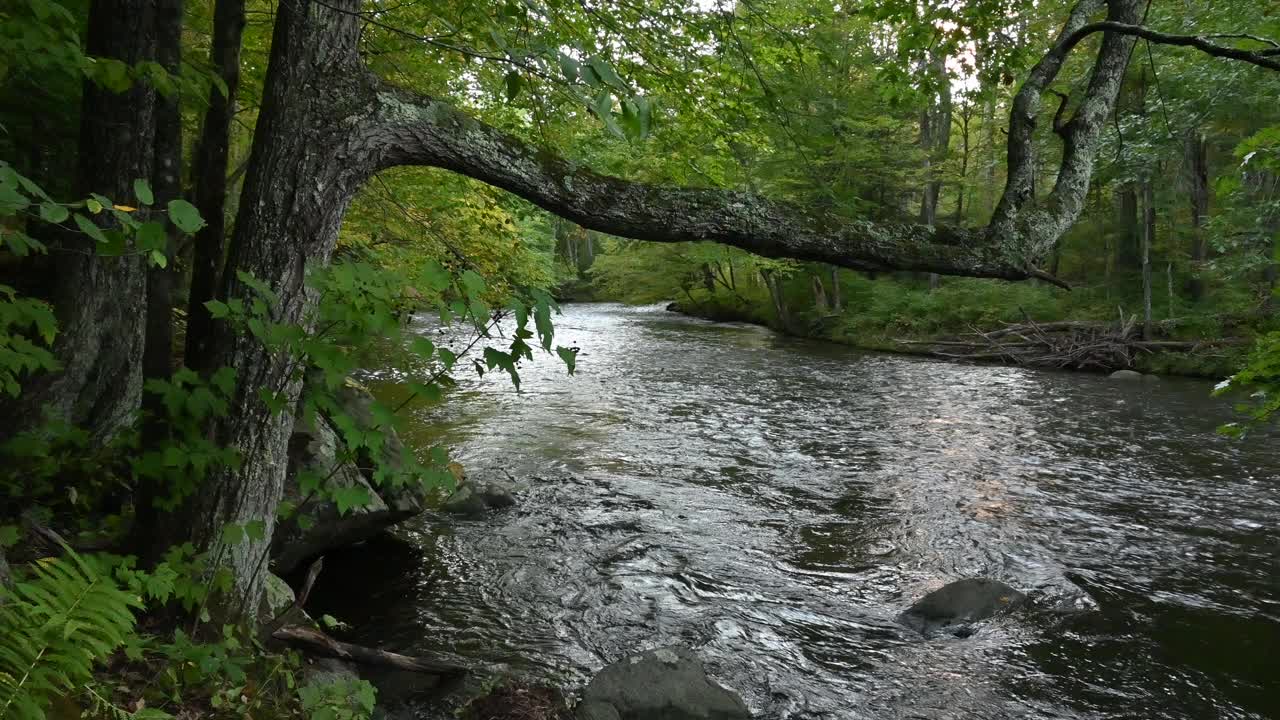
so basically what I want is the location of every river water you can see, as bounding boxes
[313,303,1279,719]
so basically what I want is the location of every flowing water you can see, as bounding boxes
[311,303,1280,719]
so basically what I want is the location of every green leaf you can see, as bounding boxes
[504,70,523,101]
[150,250,168,268]
[556,345,578,375]
[589,57,627,90]
[0,524,18,547]
[243,520,266,542]
[38,202,69,224]
[410,337,435,358]
[166,199,205,233]
[73,213,108,243]
[136,220,166,252]
[205,299,230,319]
[459,269,486,298]
[133,178,154,205]
[558,53,580,83]
[220,523,246,546]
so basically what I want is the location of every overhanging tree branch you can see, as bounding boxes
[1062,21,1280,72]
[367,86,1029,279]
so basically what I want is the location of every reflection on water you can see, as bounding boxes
[311,303,1280,719]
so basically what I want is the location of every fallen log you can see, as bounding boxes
[892,312,1250,372]
[272,624,470,678]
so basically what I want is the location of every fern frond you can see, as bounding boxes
[0,550,142,720]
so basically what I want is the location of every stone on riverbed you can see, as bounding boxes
[898,578,1026,637]
[1109,369,1144,380]
[442,480,519,517]
[575,646,750,720]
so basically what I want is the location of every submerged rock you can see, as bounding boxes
[576,646,750,720]
[273,381,428,574]
[442,480,518,517]
[898,578,1026,637]
[1108,369,1144,380]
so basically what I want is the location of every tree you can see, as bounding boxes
[5,0,157,444]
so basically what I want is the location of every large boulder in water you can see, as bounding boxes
[441,479,518,518]
[272,381,428,574]
[576,646,750,720]
[898,578,1026,637]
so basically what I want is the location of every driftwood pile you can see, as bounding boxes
[896,311,1247,372]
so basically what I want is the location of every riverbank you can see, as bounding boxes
[663,298,1250,378]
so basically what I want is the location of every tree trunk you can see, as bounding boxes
[954,105,971,226]
[762,270,789,329]
[919,52,950,292]
[811,273,828,312]
[1117,184,1140,270]
[3,0,157,444]
[829,267,841,312]
[135,0,183,558]
[186,0,246,370]
[165,0,375,618]
[1184,130,1209,301]
[1142,179,1154,340]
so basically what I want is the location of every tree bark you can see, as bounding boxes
[1116,184,1140,270]
[134,0,183,559]
[186,0,246,370]
[919,52,951,292]
[811,273,828,312]
[166,0,375,618]
[1184,130,1209,301]
[3,0,157,444]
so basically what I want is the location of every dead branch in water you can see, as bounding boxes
[895,311,1248,371]
[272,624,470,678]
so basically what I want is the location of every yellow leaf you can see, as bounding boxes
[113,204,137,212]
[447,461,465,483]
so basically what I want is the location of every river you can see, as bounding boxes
[311,303,1280,719]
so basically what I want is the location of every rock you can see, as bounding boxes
[261,572,296,621]
[577,701,622,720]
[898,578,1026,637]
[1108,369,1144,380]
[442,480,518,517]
[273,381,428,574]
[665,302,682,313]
[303,657,362,688]
[576,646,750,720]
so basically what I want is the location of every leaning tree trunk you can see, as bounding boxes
[3,0,156,444]
[186,0,246,370]
[166,1,377,617]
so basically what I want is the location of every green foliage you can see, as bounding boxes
[1216,331,1280,435]
[0,284,58,396]
[0,550,142,720]
[298,677,377,720]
